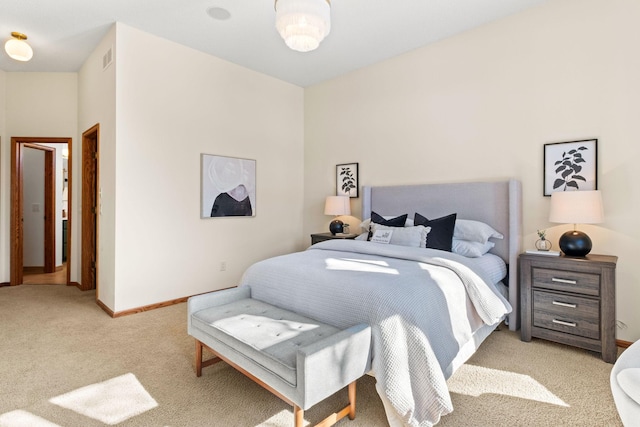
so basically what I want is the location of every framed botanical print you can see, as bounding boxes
[336,162,358,198]
[543,139,597,196]
[201,154,256,218]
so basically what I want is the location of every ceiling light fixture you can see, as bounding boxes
[275,0,331,53]
[5,32,33,62]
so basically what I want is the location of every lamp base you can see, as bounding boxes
[329,219,344,235]
[559,230,592,257]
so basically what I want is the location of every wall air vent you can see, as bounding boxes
[102,46,113,71]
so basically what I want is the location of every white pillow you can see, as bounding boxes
[454,219,503,244]
[452,239,495,258]
[360,216,414,232]
[617,368,640,405]
[370,224,430,248]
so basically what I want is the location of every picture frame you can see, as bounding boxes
[201,154,256,218]
[543,139,597,196]
[336,162,359,198]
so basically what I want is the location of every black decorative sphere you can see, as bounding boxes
[329,219,344,235]
[559,230,592,257]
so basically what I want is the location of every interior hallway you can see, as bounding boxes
[22,263,67,285]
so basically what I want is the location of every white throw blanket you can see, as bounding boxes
[239,240,512,426]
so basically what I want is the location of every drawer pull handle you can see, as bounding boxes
[553,319,577,327]
[551,277,577,285]
[552,301,577,308]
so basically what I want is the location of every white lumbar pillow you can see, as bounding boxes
[370,224,430,248]
[617,368,640,405]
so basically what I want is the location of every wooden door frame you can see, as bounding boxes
[81,124,99,293]
[11,137,72,286]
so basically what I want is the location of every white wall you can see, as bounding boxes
[304,0,640,341]
[78,25,117,307]
[99,24,304,312]
[22,147,45,266]
[0,72,78,282]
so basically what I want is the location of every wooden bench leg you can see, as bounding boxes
[294,404,304,427]
[315,381,358,427]
[195,340,203,377]
[348,381,356,420]
[195,339,223,377]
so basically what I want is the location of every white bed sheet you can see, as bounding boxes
[464,252,507,286]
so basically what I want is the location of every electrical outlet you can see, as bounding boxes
[220,262,226,272]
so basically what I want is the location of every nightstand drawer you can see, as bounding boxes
[532,267,600,296]
[533,290,600,339]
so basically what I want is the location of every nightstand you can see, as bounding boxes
[519,253,618,363]
[310,232,358,245]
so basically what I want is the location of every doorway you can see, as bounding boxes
[11,137,72,286]
[22,144,56,276]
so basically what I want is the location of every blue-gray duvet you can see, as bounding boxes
[240,240,511,427]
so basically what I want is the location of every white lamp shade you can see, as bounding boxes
[324,196,350,216]
[5,37,33,62]
[275,0,331,52]
[549,190,604,224]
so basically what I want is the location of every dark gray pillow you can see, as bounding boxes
[371,211,408,227]
[414,212,457,252]
[368,211,408,240]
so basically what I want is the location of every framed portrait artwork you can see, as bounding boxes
[543,139,597,196]
[336,162,359,198]
[201,154,256,218]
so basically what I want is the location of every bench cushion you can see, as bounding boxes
[191,298,340,386]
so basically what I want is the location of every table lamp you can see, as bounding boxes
[324,196,351,235]
[549,190,604,257]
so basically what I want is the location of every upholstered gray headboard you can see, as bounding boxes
[362,179,522,330]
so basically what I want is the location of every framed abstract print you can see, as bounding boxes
[201,154,256,218]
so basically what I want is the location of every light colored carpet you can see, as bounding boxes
[0,285,624,426]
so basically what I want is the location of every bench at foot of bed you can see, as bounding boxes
[187,287,372,427]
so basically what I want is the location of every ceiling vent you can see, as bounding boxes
[102,46,113,71]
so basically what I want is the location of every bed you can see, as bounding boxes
[239,179,522,427]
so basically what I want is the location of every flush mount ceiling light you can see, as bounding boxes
[5,32,33,62]
[275,0,331,53]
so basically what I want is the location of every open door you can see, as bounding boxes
[81,125,99,292]
[10,137,72,286]
[23,143,56,273]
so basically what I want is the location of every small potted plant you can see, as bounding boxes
[536,229,552,251]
